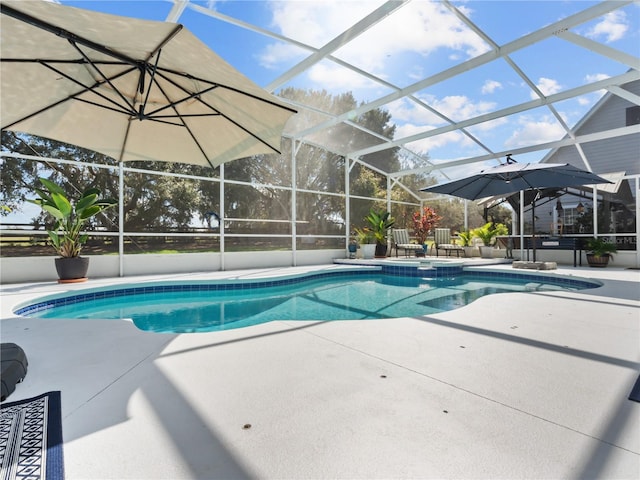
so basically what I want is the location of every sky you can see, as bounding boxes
[52,0,639,178]
[3,0,638,224]
[2,0,636,175]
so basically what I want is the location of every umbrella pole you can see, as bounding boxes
[532,191,541,262]
[532,200,536,262]
[519,191,524,260]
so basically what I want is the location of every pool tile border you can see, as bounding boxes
[14,265,600,317]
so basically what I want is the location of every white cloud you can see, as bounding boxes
[481,80,502,95]
[573,74,610,106]
[577,96,592,106]
[396,123,467,155]
[585,11,629,43]
[388,93,505,155]
[268,1,381,48]
[389,94,497,126]
[306,63,379,91]
[585,73,610,83]
[259,42,307,70]
[504,116,566,148]
[261,1,489,79]
[388,98,442,126]
[531,77,562,99]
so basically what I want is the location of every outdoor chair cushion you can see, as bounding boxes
[433,228,464,257]
[392,229,423,257]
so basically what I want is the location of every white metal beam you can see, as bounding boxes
[294,0,631,140]
[265,1,408,92]
[426,124,640,175]
[607,85,640,106]
[557,30,640,71]
[350,70,640,158]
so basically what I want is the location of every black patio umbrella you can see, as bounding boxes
[0,0,297,168]
[422,160,611,261]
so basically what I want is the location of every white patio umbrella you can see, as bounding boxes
[0,0,296,168]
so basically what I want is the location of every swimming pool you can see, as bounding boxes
[15,266,599,333]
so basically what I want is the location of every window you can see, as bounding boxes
[626,106,640,126]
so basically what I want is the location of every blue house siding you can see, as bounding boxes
[542,79,640,175]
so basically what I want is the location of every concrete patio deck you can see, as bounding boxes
[1,262,638,479]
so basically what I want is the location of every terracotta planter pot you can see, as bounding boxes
[55,257,89,282]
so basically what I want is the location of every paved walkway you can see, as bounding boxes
[1,263,638,479]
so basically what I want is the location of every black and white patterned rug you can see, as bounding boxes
[0,391,64,480]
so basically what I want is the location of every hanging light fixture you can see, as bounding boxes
[577,202,585,213]
[556,198,564,212]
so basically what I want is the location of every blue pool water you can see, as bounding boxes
[16,268,598,333]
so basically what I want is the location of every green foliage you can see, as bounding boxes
[28,177,117,257]
[4,88,404,237]
[457,229,473,247]
[471,222,508,246]
[585,237,616,258]
[353,227,376,245]
[363,209,395,244]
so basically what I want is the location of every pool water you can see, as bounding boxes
[21,272,595,333]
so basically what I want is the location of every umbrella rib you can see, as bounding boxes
[137,24,183,110]
[146,67,297,114]
[2,1,295,114]
[142,68,285,154]
[2,3,295,166]
[40,60,138,113]
[43,59,138,110]
[0,64,139,131]
[68,40,139,114]
[132,70,218,166]
[0,4,141,68]
[138,49,163,117]
[140,75,221,117]
[1,3,184,121]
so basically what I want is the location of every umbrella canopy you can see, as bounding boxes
[422,161,612,261]
[0,0,297,168]
[421,162,611,201]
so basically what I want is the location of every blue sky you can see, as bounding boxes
[38,0,640,172]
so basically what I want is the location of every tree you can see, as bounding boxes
[2,87,408,240]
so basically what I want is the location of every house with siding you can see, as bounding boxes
[517,78,639,265]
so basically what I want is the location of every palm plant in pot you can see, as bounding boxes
[585,237,616,267]
[472,222,508,258]
[354,227,377,259]
[29,177,117,282]
[457,229,476,257]
[364,209,395,258]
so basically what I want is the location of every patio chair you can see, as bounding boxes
[392,229,424,257]
[433,228,464,257]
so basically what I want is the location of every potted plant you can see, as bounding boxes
[412,206,442,254]
[457,229,476,257]
[29,177,117,282]
[585,237,616,267]
[472,222,508,258]
[354,227,377,259]
[364,209,395,258]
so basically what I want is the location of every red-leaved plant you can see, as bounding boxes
[412,206,442,244]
